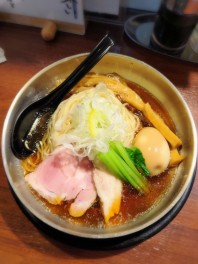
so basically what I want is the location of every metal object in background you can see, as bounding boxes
[151,0,198,53]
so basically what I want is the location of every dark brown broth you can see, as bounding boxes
[31,77,177,227]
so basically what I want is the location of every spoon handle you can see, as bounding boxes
[45,33,114,107]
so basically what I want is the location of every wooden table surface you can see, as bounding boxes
[0,20,198,264]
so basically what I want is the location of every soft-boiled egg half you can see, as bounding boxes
[133,127,170,176]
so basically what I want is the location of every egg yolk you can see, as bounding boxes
[133,127,170,176]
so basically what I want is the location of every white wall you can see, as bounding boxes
[121,0,161,11]
[84,0,162,14]
[84,0,120,15]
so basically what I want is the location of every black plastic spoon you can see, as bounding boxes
[11,34,114,159]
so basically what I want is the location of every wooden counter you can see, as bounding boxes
[0,21,198,264]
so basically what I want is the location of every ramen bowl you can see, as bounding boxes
[2,53,197,243]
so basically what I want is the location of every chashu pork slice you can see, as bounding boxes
[25,146,97,217]
[93,168,123,223]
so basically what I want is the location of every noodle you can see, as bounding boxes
[43,83,139,160]
[22,78,140,173]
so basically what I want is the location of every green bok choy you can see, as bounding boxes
[97,141,150,193]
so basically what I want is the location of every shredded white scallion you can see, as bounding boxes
[47,83,140,160]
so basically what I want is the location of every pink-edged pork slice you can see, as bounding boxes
[25,146,97,217]
[93,168,123,223]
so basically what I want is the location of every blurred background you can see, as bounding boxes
[0,0,197,62]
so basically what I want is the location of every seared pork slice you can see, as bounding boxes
[93,168,122,223]
[25,146,97,216]
[69,157,97,217]
[69,189,97,217]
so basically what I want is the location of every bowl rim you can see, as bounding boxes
[2,53,198,239]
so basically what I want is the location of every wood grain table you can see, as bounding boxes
[0,20,198,264]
